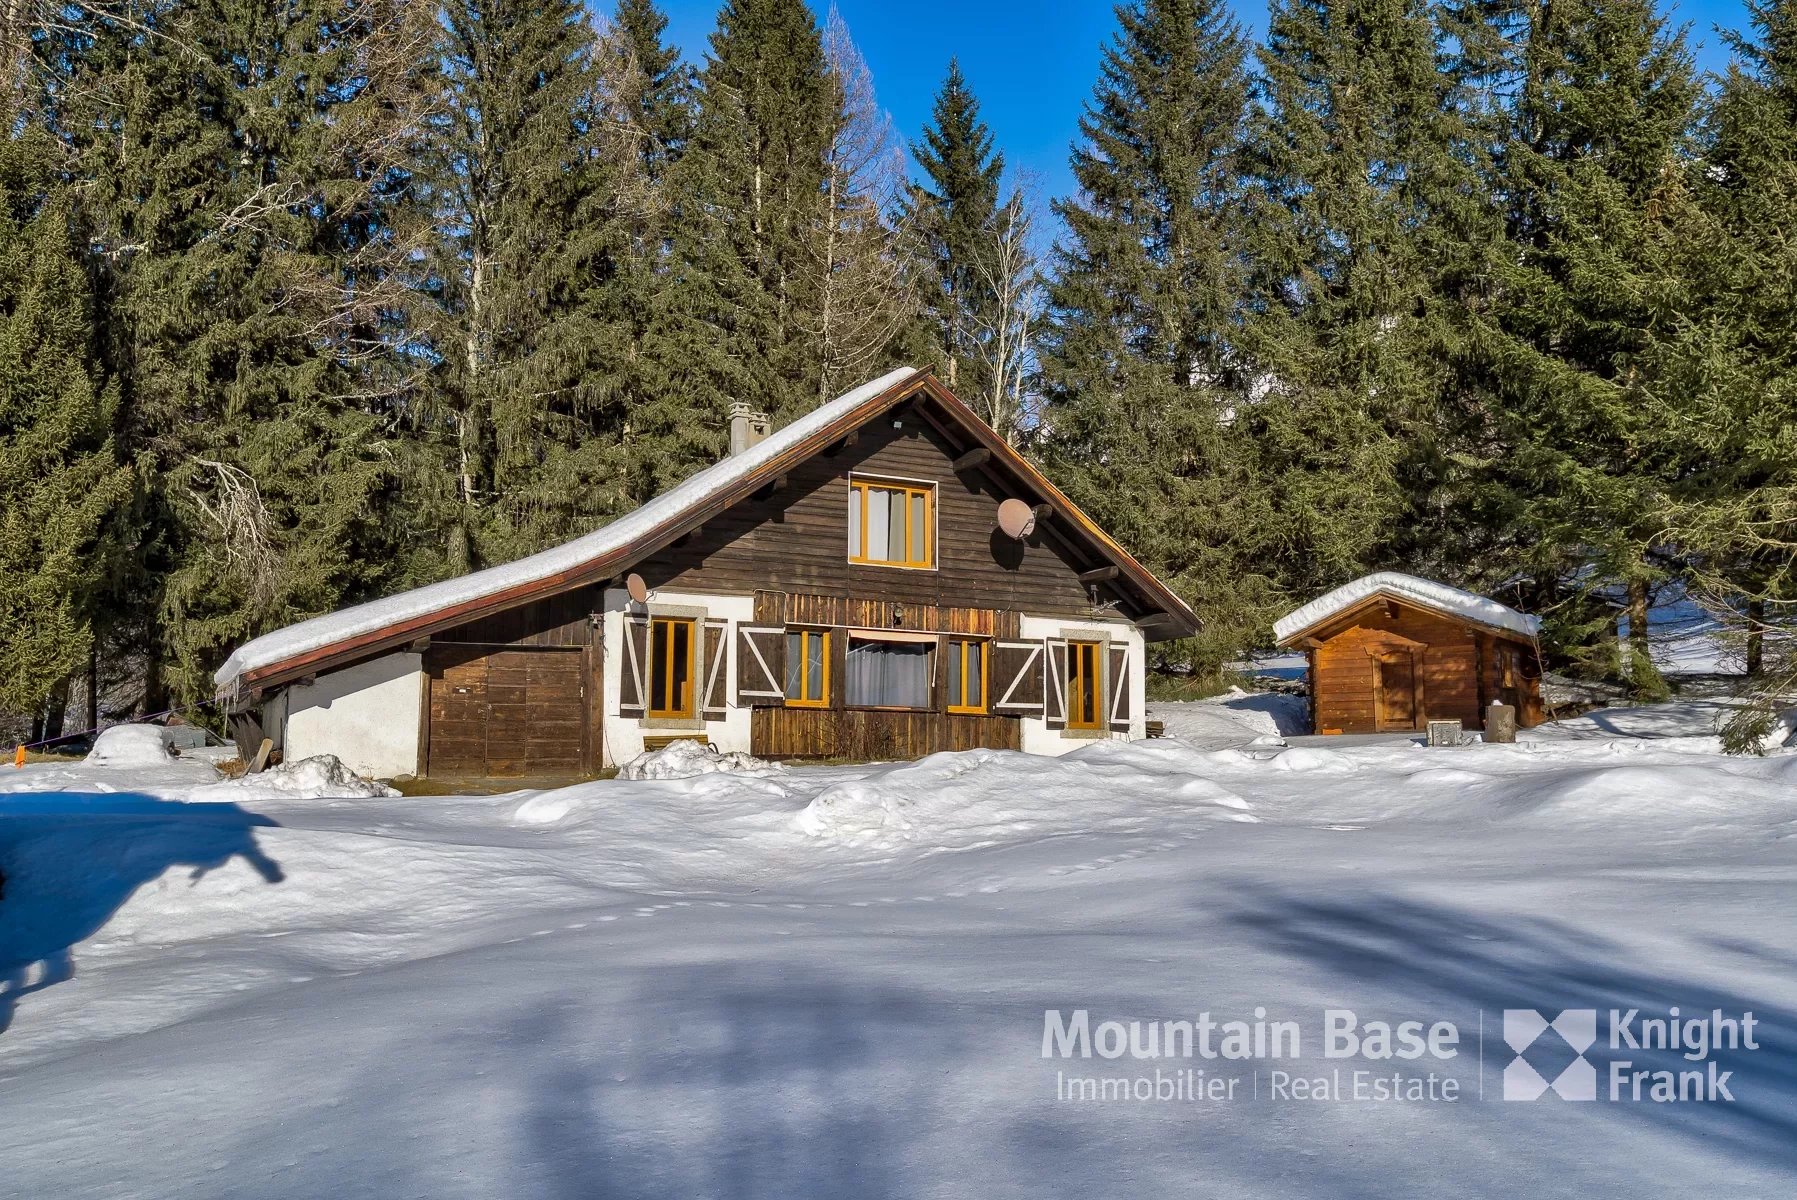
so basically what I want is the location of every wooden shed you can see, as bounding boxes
[1274,573,1544,735]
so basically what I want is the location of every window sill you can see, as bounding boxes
[846,560,939,572]
[644,715,706,730]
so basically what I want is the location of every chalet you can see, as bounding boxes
[214,368,1200,779]
[1274,572,1545,735]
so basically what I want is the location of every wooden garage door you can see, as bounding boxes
[427,646,586,777]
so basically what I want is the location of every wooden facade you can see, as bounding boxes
[231,370,1199,778]
[745,591,1025,760]
[633,398,1122,619]
[1291,595,1543,735]
[422,588,603,777]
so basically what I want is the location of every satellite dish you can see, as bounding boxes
[997,498,1036,540]
[625,573,650,604]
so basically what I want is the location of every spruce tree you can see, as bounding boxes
[903,60,1006,403]
[416,0,632,570]
[42,0,435,701]
[681,0,835,424]
[1660,0,1797,739]
[1243,0,1472,603]
[1037,0,1273,674]
[1451,0,1702,691]
[0,127,131,724]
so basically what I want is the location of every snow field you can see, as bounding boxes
[2,703,1795,1197]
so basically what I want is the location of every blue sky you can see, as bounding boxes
[653,0,1756,208]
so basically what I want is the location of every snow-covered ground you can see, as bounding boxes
[3,713,1796,1197]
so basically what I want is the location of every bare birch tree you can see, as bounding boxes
[968,184,1044,443]
[807,7,914,404]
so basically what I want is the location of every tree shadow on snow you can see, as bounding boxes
[1221,882,1797,1174]
[0,791,283,1034]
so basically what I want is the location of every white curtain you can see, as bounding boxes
[846,638,932,708]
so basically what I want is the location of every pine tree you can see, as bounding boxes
[0,126,131,724]
[903,60,1006,403]
[1037,0,1273,674]
[1450,0,1702,692]
[42,0,436,702]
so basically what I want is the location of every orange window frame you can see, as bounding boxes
[946,637,989,714]
[649,616,697,719]
[786,627,831,708]
[848,478,935,569]
[1066,640,1103,730]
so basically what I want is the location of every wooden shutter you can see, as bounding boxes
[618,615,649,717]
[702,619,729,720]
[1044,638,1069,729]
[1108,643,1131,733]
[991,640,1045,714]
[736,625,786,706]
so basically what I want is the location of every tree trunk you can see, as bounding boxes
[85,643,99,731]
[1745,596,1765,677]
[143,627,169,718]
[43,675,71,741]
[1626,577,1650,666]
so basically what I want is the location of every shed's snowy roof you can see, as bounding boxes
[1273,571,1541,645]
[216,368,922,692]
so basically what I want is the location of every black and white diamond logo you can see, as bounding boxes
[1503,1009,1598,1101]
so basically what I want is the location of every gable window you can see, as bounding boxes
[1064,640,1103,730]
[845,633,935,709]
[945,637,987,714]
[848,477,934,569]
[785,628,830,707]
[649,616,697,719]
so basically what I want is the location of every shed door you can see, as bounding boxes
[427,646,585,777]
[1374,651,1420,731]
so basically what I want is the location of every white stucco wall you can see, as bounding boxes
[1017,615,1146,756]
[599,588,755,768]
[281,651,424,779]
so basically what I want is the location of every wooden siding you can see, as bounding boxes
[749,589,1027,760]
[1308,600,1541,734]
[637,406,1123,620]
[426,645,586,776]
[431,587,597,648]
[759,591,1020,635]
[423,590,598,777]
[753,706,1021,760]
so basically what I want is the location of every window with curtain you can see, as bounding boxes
[847,478,933,568]
[946,638,987,713]
[845,636,934,709]
[785,628,829,707]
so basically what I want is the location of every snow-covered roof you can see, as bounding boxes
[216,368,922,693]
[1273,571,1541,645]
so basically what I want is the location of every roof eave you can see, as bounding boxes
[1274,589,1537,649]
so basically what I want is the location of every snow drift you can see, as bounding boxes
[83,725,176,768]
[188,755,399,802]
[616,740,783,781]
